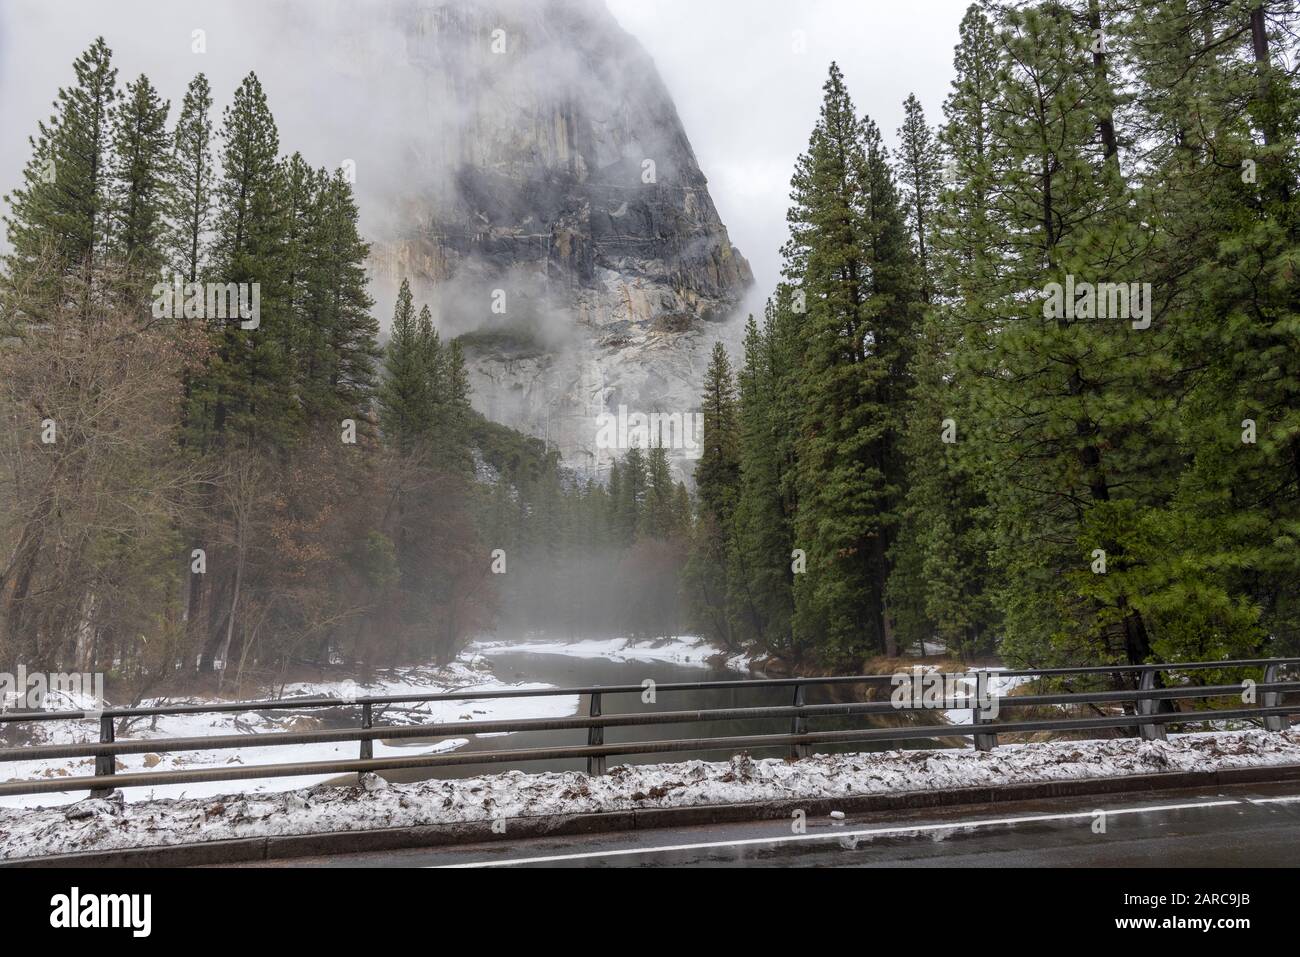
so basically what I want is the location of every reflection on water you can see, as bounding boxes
[375,651,956,784]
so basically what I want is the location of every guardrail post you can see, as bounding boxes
[1262,664,1286,732]
[1138,671,1167,741]
[586,690,605,776]
[791,685,809,760]
[971,693,996,752]
[359,702,373,761]
[91,714,115,798]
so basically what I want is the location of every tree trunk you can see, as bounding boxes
[1087,0,1120,163]
[216,543,244,692]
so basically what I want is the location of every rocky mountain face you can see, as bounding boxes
[370,0,753,479]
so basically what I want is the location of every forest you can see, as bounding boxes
[2,0,1298,701]
[683,0,1300,672]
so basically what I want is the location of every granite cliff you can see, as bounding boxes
[369,0,753,478]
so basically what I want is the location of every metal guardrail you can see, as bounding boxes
[0,658,1296,798]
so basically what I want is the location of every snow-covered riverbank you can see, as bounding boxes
[0,635,736,808]
[474,634,756,672]
[1,730,1296,861]
[0,657,574,808]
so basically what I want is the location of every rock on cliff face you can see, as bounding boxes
[370,0,753,479]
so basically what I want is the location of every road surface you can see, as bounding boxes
[232,780,1300,867]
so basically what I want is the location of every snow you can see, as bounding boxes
[943,669,1037,725]
[881,664,1036,725]
[473,634,748,670]
[0,659,575,808]
[0,634,743,808]
[1,729,1296,861]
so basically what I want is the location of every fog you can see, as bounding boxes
[606,0,970,307]
[0,0,971,315]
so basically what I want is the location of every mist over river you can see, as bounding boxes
[370,640,950,784]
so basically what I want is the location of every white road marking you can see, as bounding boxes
[438,797,1255,868]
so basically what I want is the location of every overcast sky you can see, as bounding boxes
[606,0,972,297]
[0,0,973,299]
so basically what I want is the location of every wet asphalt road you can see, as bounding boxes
[240,780,1300,868]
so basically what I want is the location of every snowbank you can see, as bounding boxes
[0,634,747,809]
[2,730,1296,861]
[0,660,575,808]
[473,634,748,670]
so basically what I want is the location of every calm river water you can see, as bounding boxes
[373,649,952,784]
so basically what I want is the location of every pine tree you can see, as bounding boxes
[783,63,920,664]
[607,459,624,537]
[729,308,796,654]
[378,290,472,470]
[416,303,444,413]
[211,73,279,272]
[285,161,379,429]
[938,3,1003,313]
[1115,0,1300,657]
[684,340,740,645]
[314,169,379,421]
[439,339,475,475]
[616,445,647,545]
[897,93,941,302]
[671,481,692,538]
[695,341,741,517]
[2,37,118,316]
[279,152,318,388]
[640,443,676,540]
[168,74,214,284]
[109,74,170,280]
[969,0,1175,667]
[888,309,997,656]
[378,279,431,453]
[420,306,472,474]
[201,72,296,447]
[887,3,1003,658]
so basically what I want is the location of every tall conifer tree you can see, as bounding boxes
[168,74,214,285]
[3,37,118,316]
[109,74,170,280]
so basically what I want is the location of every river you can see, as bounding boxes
[373,647,953,784]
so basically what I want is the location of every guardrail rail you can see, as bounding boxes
[0,657,1296,799]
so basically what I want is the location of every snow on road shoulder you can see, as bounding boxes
[2,729,1297,861]
[0,659,575,809]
